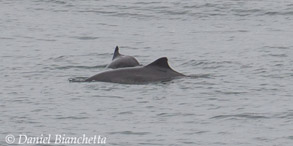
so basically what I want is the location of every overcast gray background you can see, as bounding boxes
[1,0,293,146]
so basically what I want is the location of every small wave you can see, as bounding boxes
[35,38,57,42]
[68,77,88,82]
[97,22,118,27]
[265,46,291,50]
[93,95,124,99]
[186,74,211,79]
[71,36,100,40]
[109,131,150,135]
[261,11,293,16]
[156,112,191,117]
[78,10,116,15]
[118,111,133,115]
[182,60,236,66]
[0,37,14,40]
[158,9,190,16]
[56,65,106,70]
[40,0,66,5]
[211,113,269,120]
[55,116,89,120]
[231,8,263,16]
[134,1,162,5]
[49,53,111,61]
[273,111,293,119]
[268,54,288,57]
[215,90,247,95]
[110,12,155,19]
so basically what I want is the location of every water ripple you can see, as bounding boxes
[71,36,100,40]
[109,131,151,136]
[211,113,270,120]
[56,65,106,70]
[55,116,89,120]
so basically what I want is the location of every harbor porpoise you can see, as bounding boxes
[106,46,140,69]
[86,57,184,84]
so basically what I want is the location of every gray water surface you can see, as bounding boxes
[1,0,293,146]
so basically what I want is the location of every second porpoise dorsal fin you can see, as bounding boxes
[146,57,171,69]
[112,46,121,60]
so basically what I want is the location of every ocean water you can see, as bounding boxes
[1,0,293,146]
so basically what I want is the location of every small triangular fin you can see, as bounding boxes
[112,46,121,60]
[146,57,171,69]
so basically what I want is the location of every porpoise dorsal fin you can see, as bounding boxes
[112,46,121,60]
[146,57,171,69]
